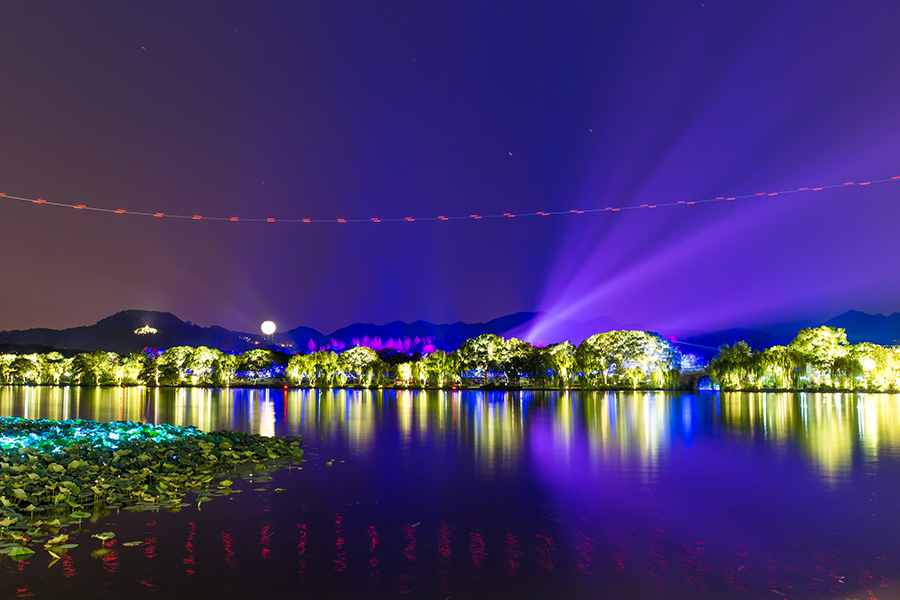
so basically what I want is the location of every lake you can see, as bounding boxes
[2,387,900,599]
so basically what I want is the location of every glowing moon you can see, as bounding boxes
[260,320,277,336]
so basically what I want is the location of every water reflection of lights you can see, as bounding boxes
[11,510,893,600]
[576,392,673,476]
[4,388,900,484]
[260,393,276,438]
[716,392,900,484]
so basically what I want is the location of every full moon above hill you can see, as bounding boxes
[260,321,276,336]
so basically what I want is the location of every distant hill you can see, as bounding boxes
[503,314,647,346]
[0,310,545,355]
[0,310,265,355]
[677,328,796,359]
[289,312,538,352]
[820,310,900,345]
[1,308,897,357]
[677,310,900,359]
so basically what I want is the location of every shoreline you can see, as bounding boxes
[3,382,898,393]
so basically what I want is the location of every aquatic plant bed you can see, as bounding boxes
[0,417,304,559]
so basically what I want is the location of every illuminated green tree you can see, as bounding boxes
[338,346,384,387]
[139,350,161,386]
[396,362,413,387]
[788,326,849,387]
[157,346,193,385]
[40,352,69,385]
[70,351,117,385]
[577,330,680,389]
[0,354,16,384]
[419,350,453,387]
[212,353,240,386]
[108,352,144,385]
[238,349,277,384]
[543,341,576,388]
[503,338,540,385]
[8,354,41,384]
[707,341,756,390]
[757,345,801,389]
[186,346,222,385]
[286,352,317,386]
[576,334,613,387]
[455,334,508,384]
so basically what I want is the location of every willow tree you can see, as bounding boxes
[544,341,576,388]
[310,351,341,387]
[418,350,453,387]
[212,353,240,386]
[757,345,801,389]
[503,338,540,385]
[286,352,317,386]
[707,341,757,390]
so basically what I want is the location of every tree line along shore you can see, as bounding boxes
[0,326,897,392]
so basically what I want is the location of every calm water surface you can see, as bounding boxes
[2,387,900,599]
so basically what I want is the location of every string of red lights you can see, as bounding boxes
[2,175,898,224]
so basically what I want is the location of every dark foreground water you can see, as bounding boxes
[2,387,900,600]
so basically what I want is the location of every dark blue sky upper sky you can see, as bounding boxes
[2,1,900,339]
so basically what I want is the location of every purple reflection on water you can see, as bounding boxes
[2,388,900,598]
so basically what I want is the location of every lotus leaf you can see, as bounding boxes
[0,416,304,550]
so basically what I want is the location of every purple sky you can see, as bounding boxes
[2,1,900,339]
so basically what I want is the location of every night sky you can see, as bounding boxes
[2,1,900,342]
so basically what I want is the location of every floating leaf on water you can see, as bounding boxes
[0,416,304,546]
[122,541,142,547]
[92,532,115,541]
[58,544,79,549]
[275,488,286,493]
[8,546,35,558]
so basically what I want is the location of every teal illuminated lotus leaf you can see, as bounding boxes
[0,416,305,549]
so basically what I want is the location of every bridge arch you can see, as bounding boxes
[679,371,718,391]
